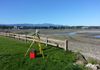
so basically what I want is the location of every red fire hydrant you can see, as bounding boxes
[30,49,36,59]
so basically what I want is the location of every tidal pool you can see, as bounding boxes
[68,32,77,36]
[94,35,100,38]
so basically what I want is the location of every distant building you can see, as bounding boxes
[14,26,18,29]
[81,26,89,29]
[13,26,23,30]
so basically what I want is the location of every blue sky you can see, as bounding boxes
[0,0,100,26]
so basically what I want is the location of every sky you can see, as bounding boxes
[0,0,100,26]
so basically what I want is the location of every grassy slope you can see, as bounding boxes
[0,36,86,70]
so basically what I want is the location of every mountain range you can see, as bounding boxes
[0,23,63,27]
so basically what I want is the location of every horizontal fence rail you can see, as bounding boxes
[0,32,68,51]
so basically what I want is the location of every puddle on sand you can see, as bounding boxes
[94,35,100,39]
[68,32,77,36]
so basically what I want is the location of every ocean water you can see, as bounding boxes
[94,35,100,38]
[53,32,77,36]
[68,32,77,36]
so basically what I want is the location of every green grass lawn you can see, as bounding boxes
[0,36,86,70]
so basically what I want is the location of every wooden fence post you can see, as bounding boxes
[19,34,20,40]
[64,40,68,51]
[11,33,13,38]
[6,32,7,37]
[8,32,10,37]
[25,34,27,43]
[46,37,48,46]
[14,34,16,39]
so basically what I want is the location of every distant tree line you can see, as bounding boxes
[0,25,13,29]
[0,25,100,29]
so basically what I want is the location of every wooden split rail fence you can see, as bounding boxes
[0,32,68,51]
